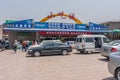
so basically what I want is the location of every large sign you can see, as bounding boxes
[3,19,33,28]
[39,31,91,36]
[89,22,107,30]
[40,11,83,24]
[34,22,86,30]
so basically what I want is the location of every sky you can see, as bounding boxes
[0,0,120,24]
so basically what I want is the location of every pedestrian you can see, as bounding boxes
[22,41,25,52]
[32,40,35,45]
[35,40,38,45]
[22,41,28,52]
[12,40,18,53]
[96,39,102,48]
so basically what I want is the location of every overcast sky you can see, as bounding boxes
[0,0,120,24]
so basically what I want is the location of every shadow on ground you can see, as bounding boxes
[73,52,100,55]
[102,77,116,80]
[98,58,109,62]
[26,54,71,58]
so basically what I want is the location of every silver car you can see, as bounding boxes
[101,40,120,59]
[108,52,120,80]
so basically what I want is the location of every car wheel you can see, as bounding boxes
[106,57,109,60]
[80,51,85,54]
[116,68,120,80]
[62,50,68,55]
[34,51,41,57]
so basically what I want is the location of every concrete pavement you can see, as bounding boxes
[0,49,115,80]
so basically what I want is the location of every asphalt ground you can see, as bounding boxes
[0,49,115,80]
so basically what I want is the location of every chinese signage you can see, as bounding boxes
[34,22,86,30]
[47,11,75,20]
[89,22,107,30]
[3,19,33,28]
[39,31,91,36]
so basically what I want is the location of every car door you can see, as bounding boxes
[41,42,56,55]
[84,37,95,50]
[54,43,64,54]
[76,37,83,49]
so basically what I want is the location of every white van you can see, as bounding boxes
[76,34,110,53]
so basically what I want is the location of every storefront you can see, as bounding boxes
[2,18,112,43]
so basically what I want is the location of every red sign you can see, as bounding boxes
[39,31,91,36]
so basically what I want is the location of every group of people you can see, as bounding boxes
[12,40,38,53]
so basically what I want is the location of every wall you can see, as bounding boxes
[102,22,120,30]
[8,31,36,43]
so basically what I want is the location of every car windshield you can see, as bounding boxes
[39,40,62,46]
[108,40,120,46]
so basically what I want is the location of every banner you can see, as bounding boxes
[89,22,107,30]
[4,19,33,28]
[34,22,87,30]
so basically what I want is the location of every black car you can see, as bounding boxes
[27,40,72,57]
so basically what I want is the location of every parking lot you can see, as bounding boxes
[0,49,115,80]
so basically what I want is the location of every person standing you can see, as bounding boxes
[22,41,28,52]
[22,41,26,52]
[13,40,18,53]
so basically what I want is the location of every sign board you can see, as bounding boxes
[39,31,91,36]
[3,19,33,28]
[5,20,16,23]
[89,22,107,30]
[34,22,87,30]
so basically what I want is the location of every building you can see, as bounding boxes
[2,12,112,43]
[101,21,120,40]
[101,21,120,30]
[2,19,112,44]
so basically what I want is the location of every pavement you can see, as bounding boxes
[0,49,115,80]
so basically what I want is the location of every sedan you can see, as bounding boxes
[101,40,120,59]
[108,52,120,80]
[27,40,72,57]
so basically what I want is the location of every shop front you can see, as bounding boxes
[2,19,112,43]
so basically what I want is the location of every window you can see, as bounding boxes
[54,43,65,46]
[85,38,94,42]
[76,38,82,42]
[44,43,54,47]
[103,37,110,43]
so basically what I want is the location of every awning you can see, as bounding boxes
[113,29,120,33]
[3,28,113,33]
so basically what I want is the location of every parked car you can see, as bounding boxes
[108,52,120,80]
[27,40,72,57]
[101,40,120,59]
